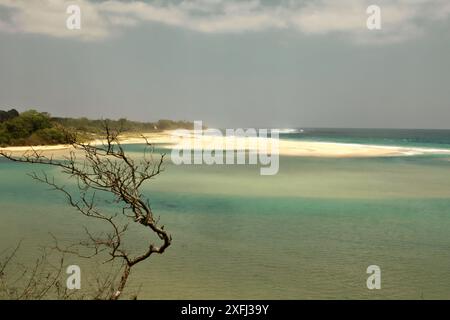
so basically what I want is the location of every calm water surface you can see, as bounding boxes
[1,132,450,299]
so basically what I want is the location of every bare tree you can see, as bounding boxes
[0,242,73,300]
[0,125,172,300]
[0,241,129,300]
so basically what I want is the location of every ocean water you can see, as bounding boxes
[281,128,450,149]
[1,129,450,299]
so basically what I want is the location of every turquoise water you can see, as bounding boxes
[1,131,450,299]
[282,128,450,149]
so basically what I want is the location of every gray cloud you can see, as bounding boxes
[0,0,449,43]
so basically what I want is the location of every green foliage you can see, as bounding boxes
[4,110,52,138]
[53,117,193,133]
[156,119,193,130]
[0,110,68,146]
[0,108,194,147]
[0,109,19,122]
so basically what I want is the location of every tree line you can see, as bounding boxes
[0,108,193,147]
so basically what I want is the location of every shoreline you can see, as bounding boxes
[1,130,450,158]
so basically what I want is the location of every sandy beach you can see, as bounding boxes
[1,130,450,158]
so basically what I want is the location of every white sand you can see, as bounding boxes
[1,130,450,158]
[150,131,450,158]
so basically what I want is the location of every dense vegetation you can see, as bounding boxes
[0,109,19,122]
[0,109,69,146]
[0,108,193,147]
[53,117,193,133]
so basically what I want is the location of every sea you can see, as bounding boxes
[1,128,450,299]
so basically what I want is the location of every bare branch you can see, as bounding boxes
[0,123,172,300]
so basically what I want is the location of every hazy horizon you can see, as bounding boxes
[1,0,450,129]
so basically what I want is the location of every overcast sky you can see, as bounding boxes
[1,0,450,128]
